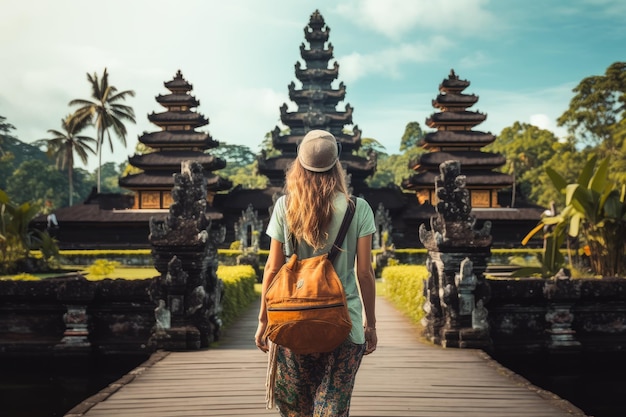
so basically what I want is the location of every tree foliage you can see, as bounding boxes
[368,122,425,188]
[34,114,96,205]
[69,68,136,193]
[558,61,626,183]
[0,189,60,274]
[521,155,626,277]
[485,122,586,208]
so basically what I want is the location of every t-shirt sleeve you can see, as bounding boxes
[356,197,376,238]
[266,195,286,243]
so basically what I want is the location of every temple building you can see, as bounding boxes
[256,10,375,190]
[214,9,408,248]
[32,71,231,249]
[119,70,231,209]
[31,15,544,250]
[401,70,545,246]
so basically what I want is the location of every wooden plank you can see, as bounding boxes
[66,296,589,417]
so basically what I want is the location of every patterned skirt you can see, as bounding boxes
[274,339,366,417]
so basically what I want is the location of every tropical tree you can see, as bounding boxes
[521,155,626,278]
[400,121,424,152]
[69,68,136,193]
[0,189,59,274]
[366,121,426,188]
[0,115,16,156]
[486,122,585,207]
[557,61,626,183]
[35,114,96,205]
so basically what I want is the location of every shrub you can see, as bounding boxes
[218,265,257,327]
[84,259,121,279]
[0,273,40,281]
[381,265,428,325]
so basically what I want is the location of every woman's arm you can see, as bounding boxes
[255,238,285,352]
[356,233,377,354]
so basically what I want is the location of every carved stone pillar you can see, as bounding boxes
[419,161,492,349]
[148,161,225,350]
[543,272,582,352]
[54,277,95,353]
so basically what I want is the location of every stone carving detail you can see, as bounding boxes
[54,277,95,351]
[373,202,396,277]
[419,161,492,248]
[455,258,477,316]
[234,204,263,252]
[373,202,392,250]
[148,161,225,350]
[419,160,492,349]
[543,275,581,350]
[234,204,263,280]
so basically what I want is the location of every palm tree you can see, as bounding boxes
[69,68,136,192]
[36,113,96,206]
[0,115,16,156]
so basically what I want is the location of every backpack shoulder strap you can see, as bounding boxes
[328,196,356,263]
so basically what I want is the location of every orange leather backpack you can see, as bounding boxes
[264,197,356,354]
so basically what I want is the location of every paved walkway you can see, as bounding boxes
[65,296,588,417]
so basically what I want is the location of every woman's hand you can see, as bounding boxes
[364,327,377,355]
[255,321,269,352]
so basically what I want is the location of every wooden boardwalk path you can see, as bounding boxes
[66,297,588,417]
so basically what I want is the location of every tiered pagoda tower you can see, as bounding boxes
[402,69,513,207]
[215,10,408,249]
[119,70,232,210]
[401,69,544,247]
[257,9,375,191]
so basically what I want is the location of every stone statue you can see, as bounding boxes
[472,299,488,330]
[155,299,171,333]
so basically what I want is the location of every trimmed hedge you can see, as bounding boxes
[217,265,258,328]
[381,265,429,325]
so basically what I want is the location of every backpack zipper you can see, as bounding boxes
[267,302,345,312]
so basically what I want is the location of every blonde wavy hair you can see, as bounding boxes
[284,159,350,251]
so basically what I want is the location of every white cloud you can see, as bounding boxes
[338,36,453,82]
[336,0,496,39]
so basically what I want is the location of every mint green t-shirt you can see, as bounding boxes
[265,193,376,345]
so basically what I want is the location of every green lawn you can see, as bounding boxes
[0,266,160,281]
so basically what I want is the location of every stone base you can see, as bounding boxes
[441,327,492,349]
[150,326,201,351]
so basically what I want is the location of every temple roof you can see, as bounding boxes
[127,151,226,171]
[422,130,496,146]
[426,111,486,128]
[32,200,223,225]
[403,170,514,189]
[303,10,330,43]
[271,127,361,153]
[357,186,411,211]
[295,61,339,84]
[257,152,376,184]
[280,103,353,127]
[155,94,199,108]
[213,186,283,213]
[119,171,231,191]
[138,131,218,148]
[433,93,478,109]
[288,82,346,104]
[148,111,209,128]
[416,151,507,170]
[439,69,470,93]
[164,70,192,93]
[300,43,333,62]
[401,201,544,222]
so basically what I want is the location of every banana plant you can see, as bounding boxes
[519,155,626,278]
[0,189,59,274]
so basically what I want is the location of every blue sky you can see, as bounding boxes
[1,0,624,172]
